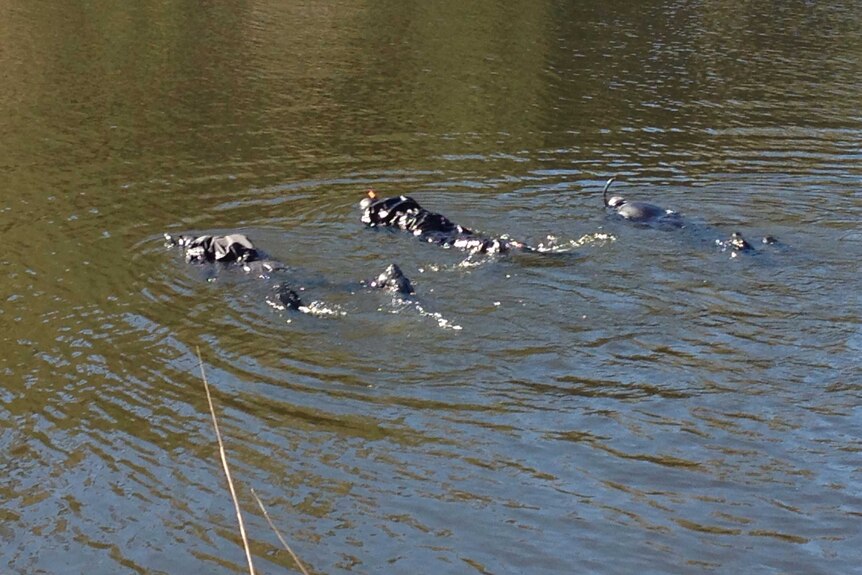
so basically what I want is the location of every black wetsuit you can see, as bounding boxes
[166,233,303,309]
[172,234,259,263]
[361,195,532,254]
[166,233,415,309]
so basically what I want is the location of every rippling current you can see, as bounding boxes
[1,1,861,574]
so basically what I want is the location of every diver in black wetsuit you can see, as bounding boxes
[165,232,414,310]
[359,190,533,254]
[599,177,782,255]
[602,177,680,224]
[165,233,305,310]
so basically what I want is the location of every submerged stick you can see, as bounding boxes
[250,488,311,575]
[197,346,256,575]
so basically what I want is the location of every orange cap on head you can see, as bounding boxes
[366,189,377,199]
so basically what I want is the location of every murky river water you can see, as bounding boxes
[2,1,861,573]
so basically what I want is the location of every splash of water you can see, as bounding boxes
[535,232,616,252]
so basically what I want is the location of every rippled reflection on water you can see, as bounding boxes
[2,1,861,574]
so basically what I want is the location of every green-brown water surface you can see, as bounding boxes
[2,1,861,573]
